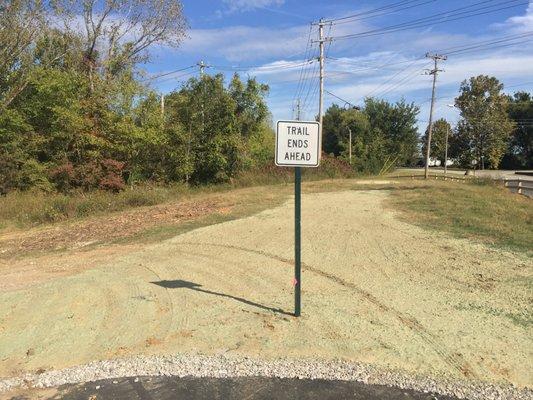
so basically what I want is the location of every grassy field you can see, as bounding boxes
[0,158,355,229]
[1,174,531,255]
[389,179,533,255]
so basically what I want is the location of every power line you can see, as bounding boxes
[434,31,533,54]
[323,0,425,23]
[211,60,315,72]
[331,0,437,25]
[293,25,316,109]
[325,90,359,108]
[147,70,197,85]
[358,58,426,100]
[141,65,195,82]
[331,0,528,41]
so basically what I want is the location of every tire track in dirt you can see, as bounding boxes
[172,247,346,344]
[135,263,176,344]
[176,241,478,379]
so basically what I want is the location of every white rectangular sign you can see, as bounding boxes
[275,120,320,167]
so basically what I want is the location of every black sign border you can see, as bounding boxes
[275,120,321,168]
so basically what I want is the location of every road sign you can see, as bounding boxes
[275,120,321,318]
[276,120,321,167]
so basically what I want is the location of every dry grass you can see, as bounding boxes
[0,158,357,230]
[389,179,533,255]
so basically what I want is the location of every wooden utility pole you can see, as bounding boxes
[197,60,208,77]
[311,19,331,150]
[296,98,301,121]
[424,53,446,179]
[160,94,165,117]
[348,127,352,164]
[444,124,449,176]
[318,20,325,142]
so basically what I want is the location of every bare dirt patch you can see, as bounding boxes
[0,189,531,391]
[0,199,227,259]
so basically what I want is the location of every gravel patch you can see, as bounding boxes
[1,354,531,400]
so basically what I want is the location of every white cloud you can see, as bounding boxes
[178,25,310,62]
[493,1,533,32]
[222,0,285,13]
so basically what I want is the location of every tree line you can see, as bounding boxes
[424,76,531,170]
[2,1,531,195]
[323,75,531,173]
[0,0,274,194]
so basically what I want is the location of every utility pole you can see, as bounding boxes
[311,19,331,149]
[348,127,352,164]
[197,60,208,77]
[296,98,301,121]
[160,94,165,117]
[444,124,449,176]
[424,53,446,179]
[318,20,325,147]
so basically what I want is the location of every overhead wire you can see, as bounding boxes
[140,65,195,82]
[331,0,437,25]
[331,0,528,40]
[292,24,317,112]
[323,0,424,23]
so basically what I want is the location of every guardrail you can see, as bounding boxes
[392,173,469,182]
[503,178,533,198]
[390,172,533,198]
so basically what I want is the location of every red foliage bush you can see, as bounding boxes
[49,159,126,192]
[49,162,75,192]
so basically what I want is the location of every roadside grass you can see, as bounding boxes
[0,185,189,229]
[0,158,357,230]
[110,184,293,245]
[119,179,425,246]
[389,179,533,255]
[2,169,530,257]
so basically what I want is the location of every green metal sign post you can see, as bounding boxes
[275,120,320,318]
[294,166,302,317]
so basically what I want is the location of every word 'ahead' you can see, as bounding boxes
[275,120,320,167]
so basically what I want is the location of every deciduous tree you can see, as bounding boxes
[454,75,514,169]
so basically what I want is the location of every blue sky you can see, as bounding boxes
[144,0,533,131]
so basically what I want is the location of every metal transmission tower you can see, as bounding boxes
[424,53,446,179]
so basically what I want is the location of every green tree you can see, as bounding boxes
[364,98,420,166]
[454,75,514,169]
[164,75,241,184]
[502,91,532,169]
[322,104,345,156]
[229,74,269,138]
[0,0,46,108]
[421,118,452,166]
[339,108,386,174]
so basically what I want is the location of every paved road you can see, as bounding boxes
[25,376,458,400]
[397,167,533,180]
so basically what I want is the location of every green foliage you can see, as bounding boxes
[322,98,419,173]
[421,118,452,166]
[322,104,345,156]
[0,16,273,193]
[364,98,420,166]
[454,75,514,169]
[502,91,532,169]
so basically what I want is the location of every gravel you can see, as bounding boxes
[1,354,531,400]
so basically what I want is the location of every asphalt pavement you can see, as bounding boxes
[27,376,459,400]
